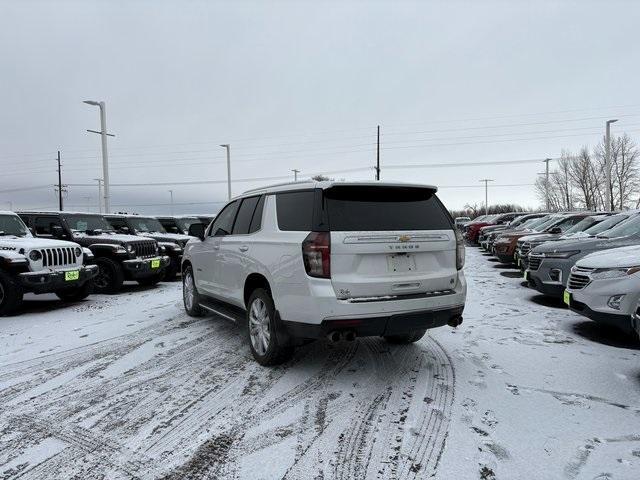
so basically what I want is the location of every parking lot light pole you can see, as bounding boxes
[605,119,618,212]
[84,100,111,213]
[220,144,231,200]
[479,179,494,216]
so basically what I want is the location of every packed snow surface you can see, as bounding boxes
[1,248,639,479]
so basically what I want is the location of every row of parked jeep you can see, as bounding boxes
[459,210,640,341]
[0,210,214,315]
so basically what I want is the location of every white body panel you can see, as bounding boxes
[184,186,467,326]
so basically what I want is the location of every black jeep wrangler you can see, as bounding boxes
[104,214,191,280]
[18,211,170,294]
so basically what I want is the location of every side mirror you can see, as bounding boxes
[549,226,562,234]
[51,225,65,239]
[119,226,130,234]
[188,223,205,240]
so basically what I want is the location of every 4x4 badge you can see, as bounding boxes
[398,235,411,242]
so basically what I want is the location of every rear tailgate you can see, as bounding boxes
[322,185,458,300]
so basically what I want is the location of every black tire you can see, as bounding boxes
[383,330,427,344]
[93,257,125,294]
[182,265,204,317]
[55,281,94,302]
[246,288,294,366]
[0,270,23,316]
[137,274,164,287]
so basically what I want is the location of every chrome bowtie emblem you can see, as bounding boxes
[398,235,411,242]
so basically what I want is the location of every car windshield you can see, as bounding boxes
[563,216,601,235]
[598,214,640,238]
[64,214,113,232]
[129,217,166,233]
[0,214,30,237]
[175,217,201,232]
[532,216,559,231]
[583,214,629,236]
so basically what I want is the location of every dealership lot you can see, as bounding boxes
[1,247,639,479]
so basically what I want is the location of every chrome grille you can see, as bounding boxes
[131,240,156,258]
[39,247,77,268]
[520,242,532,257]
[528,255,542,271]
[568,267,594,290]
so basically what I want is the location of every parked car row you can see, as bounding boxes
[458,211,640,340]
[0,211,214,315]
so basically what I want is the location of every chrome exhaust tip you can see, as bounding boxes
[327,331,342,343]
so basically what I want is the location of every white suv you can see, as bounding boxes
[182,181,467,365]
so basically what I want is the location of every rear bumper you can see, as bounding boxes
[19,264,98,294]
[282,305,464,339]
[122,256,170,279]
[276,271,467,326]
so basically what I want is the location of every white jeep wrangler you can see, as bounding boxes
[182,182,466,365]
[0,212,98,315]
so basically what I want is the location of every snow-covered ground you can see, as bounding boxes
[1,247,639,479]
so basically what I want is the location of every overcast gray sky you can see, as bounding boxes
[1,0,639,215]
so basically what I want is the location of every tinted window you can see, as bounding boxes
[35,216,63,236]
[276,191,315,231]
[249,195,265,234]
[232,196,261,235]
[210,201,239,236]
[106,217,128,231]
[159,219,180,234]
[324,186,452,231]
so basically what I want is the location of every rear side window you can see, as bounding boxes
[232,196,261,235]
[324,186,452,231]
[249,195,265,233]
[276,191,315,231]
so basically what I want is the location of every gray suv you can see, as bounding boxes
[526,212,640,298]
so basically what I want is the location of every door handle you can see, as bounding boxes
[239,245,249,252]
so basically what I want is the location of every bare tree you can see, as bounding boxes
[594,134,639,210]
[568,147,601,210]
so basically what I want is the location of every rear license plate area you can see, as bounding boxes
[387,253,416,273]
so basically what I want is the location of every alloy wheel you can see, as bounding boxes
[249,298,270,356]
[183,271,195,310]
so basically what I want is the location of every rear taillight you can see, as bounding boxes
[455,230,465,270]
[302,231,331,278]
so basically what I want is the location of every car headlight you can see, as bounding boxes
[544,250,580,259]
[590,267,640,280]
[126,244,135,254]
[74,247,82,257]
[28,250,42,261]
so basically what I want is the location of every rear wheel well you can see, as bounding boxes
[244,273,271,307]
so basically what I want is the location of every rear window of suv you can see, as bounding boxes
[323,185,452,231]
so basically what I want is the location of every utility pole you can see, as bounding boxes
[479,179,494,216]
[543,158,551,211]
[220,144,231,200]
[375,125,381,180]
[169,189,174,215]
[84,100,114,213]
[93,178,103,213]
[292,169,300,182]
[57,150,63,211]
[605,119,618,212]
